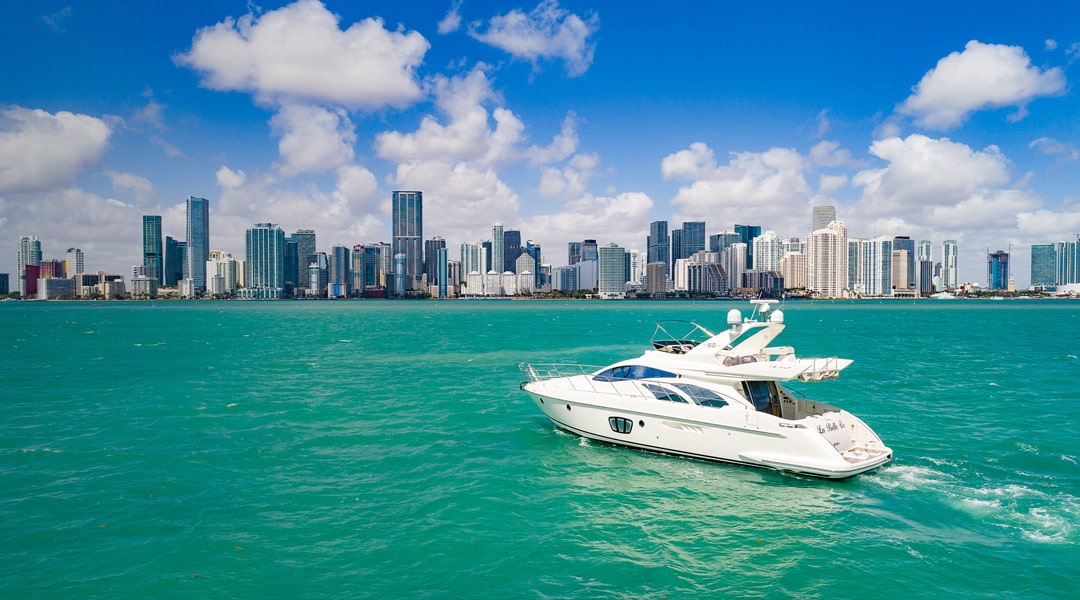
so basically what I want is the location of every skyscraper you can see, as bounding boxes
[752,230,782,272]
[987,250,1009,291]
[290,229,316,290]
[807,221,847,298]
[598,243,627,299]
[503,229,521,273]
[648,221,670,269]
[425,237,447,286]
[681,221,705,259]
[65,247,85,277]
[581,239,599,262]
[17,235,41,297]
[185,196,210,291]
[143,215,163,284]
[330,244,351,297]
[1056,237,1079,285]
[942,240,958,290]
[491,223,505,273]
[812,205,837,232]
[392,191,423,290]
[165,236,184,286]
[893,236,915,290]
[568,241,582,265]
[735,224,762,269]
[1031,244,1056,289]
[245,223,285,298]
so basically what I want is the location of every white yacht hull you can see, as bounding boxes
[524,378,891,479]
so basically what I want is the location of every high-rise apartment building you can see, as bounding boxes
[581,239,598,262]
[165,237,184,286]
[66,247,85,278]
[598,243,627,299]
[290,229,316,290]
[893,236,915,291]
[735,224,762,269]
[245,223,285,298]
[17,235,41,297]
[425,237,446,286]
[330,244,351,297]
[1030,244,1056,289]
[461,241,487,277]
[1055,237,1079,285]
[812,205,837,232]
[670,229,683,262]
[503,229,521,273]
[807,221,847,298]
[392,191,423,290]
[710,231,742,253]
[185,196,210,291]
[681,222,705,259]
[143,215,163,284]
[648,221,670,269]
[567,241,582,265]
[491,222,505,273]
[752,230,783,272]
[942,240,958,290]
[987,250,1010,290]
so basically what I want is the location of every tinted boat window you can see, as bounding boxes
[594,365,677,381]
[670,383,729,408]
[643,383,688,403]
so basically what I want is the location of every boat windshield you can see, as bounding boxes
[593,365,677,381]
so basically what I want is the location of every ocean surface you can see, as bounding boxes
[2,299,1078,598]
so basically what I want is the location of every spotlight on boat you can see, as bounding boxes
[770,309,784,324]
[727,309,742,325]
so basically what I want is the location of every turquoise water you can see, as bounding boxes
[2,299,1078,598]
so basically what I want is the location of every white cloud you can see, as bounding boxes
[853,134,1011,216]
[1045,39,1058,51]
[438,0,463,34]
[104,170,155,205]
[537,152,600,198]
[818,174,848,195]
[523,192,653,252]
[212,164,385,256]
[0,186,137,276]
[175,0,429,110]
[1029,136,1080,161]
[216,166,248,189]
[469,0,598,77]
[898,40,1065,129]
[808,140,860,168]
[664,144,812,233]
[0,107,112,194]
[271,103,357,176]
[660,142,717,181]
[525,112,579,165]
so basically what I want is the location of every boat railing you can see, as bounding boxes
[796,356,844,381]
[518,363,603,383]
[518,363,656,399]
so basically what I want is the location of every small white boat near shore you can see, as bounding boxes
[519,300,892,479]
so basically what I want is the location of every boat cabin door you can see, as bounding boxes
[743,380,781,427]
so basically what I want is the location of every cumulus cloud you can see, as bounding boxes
[104,170,155,205]
[271,104,357,176]
[537,152,600,198]
[0,107,112,194]
[523,192,653,252]
[376,66,530,168]
[853,134,1011,215]
[175,0,429,110]
[469,0,598,77]
[898,40,1065,129]
[662,143,812,233]
[211,164,385,256]
[438,0,463,34]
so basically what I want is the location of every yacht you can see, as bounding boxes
[519,300,892,479]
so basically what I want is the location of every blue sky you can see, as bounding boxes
[3,0,1080,288]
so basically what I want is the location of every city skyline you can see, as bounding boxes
[4,1,1080,289]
